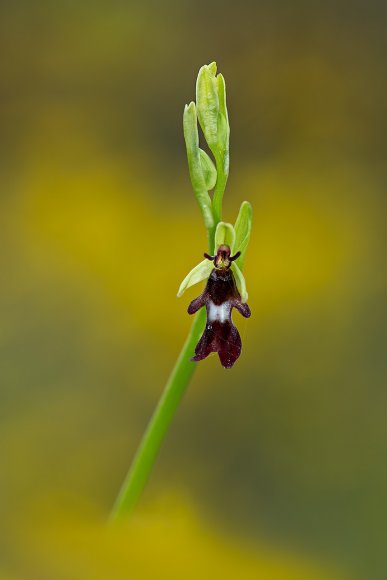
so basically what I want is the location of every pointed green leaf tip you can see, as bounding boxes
[217,74,228,126]
[177,259,213,298]
[233,201,252,270]
[207,61,217,75]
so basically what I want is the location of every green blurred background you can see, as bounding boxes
[1,1,386,578]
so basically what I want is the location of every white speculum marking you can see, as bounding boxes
[208,300,231,323]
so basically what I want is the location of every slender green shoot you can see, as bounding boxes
[110,309,206,519]
[110,62,251,521]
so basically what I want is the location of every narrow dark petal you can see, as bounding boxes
[187,293,207,314]
[234,300,251,318]
[191,324,215,361]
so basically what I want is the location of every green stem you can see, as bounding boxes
[212,154,228,225]
[207,224,216,255]
[110,308,206,521]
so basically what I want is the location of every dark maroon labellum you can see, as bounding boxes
[187,245,251,368]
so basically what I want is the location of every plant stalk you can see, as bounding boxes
[110,308,206,521]
[212,154,228,225]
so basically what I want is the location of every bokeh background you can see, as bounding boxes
[1,1,386,578]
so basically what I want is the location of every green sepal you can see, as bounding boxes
[177,259,213,298]
[199,149,217,191]
[183,102,214,231]
[215,221,235,251]
[233,201,252,270]
[231,261,248,303]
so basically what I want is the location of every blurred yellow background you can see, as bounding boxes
[1,1,386,578]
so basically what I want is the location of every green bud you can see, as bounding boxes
[196,64,220,150]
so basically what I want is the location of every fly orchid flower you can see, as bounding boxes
[178,209,252,368]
